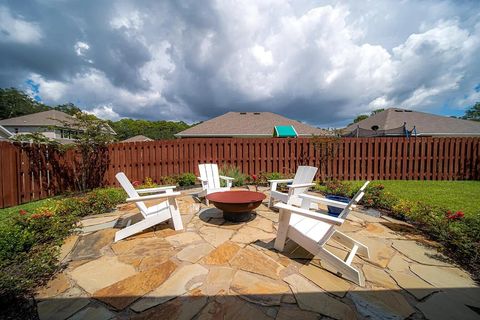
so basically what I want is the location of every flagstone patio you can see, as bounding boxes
[35,187,480,320]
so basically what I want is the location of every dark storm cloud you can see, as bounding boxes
[0,0,479,126]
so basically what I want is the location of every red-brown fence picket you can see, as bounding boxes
[1,137,479,208]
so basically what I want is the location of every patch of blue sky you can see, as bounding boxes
[25,79,42,102]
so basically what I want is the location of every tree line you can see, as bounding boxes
[0,88,192,140]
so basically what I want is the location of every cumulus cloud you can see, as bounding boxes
[0,0,479,126]
[0,6,43,44]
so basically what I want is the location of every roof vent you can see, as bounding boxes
[254,112,261,115]
[240,112,247,115]
[371,125,379,131]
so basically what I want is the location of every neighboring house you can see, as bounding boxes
[121,135,153,142]
[343,108,480,137]
[0,110,116,143]
[0,125,13,141]
[175,112,329,138]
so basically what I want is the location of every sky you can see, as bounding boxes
[0,0,479,127]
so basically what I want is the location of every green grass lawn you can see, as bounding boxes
[0,198,59,225]
[341,180,480,217]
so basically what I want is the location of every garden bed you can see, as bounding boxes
[315,180,480,281]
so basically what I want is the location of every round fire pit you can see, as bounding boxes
[206,191,266,222]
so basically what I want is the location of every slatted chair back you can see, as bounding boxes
[199,164,221,190]
[291,166,318,196]
[116,172,148,216]
[337,181,370,219]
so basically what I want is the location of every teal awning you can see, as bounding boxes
[274,125,298,137]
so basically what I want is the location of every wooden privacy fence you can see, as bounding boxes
[1,137,479,208]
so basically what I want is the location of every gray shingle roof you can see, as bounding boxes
[176,112,328,137]
[121,135,153,142]
[0,110,77,127]
[343,108,480,136]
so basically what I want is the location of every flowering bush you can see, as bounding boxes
[0,187,127,301]
[177,173,196,186]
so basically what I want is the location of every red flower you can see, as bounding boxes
[446,210,464,220]
[251,175,257,181]
[30,214,41,219]
[132,180,141,187]
[19,209,27,215]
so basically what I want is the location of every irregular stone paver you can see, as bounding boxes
[35,272,70,299]
[196,297,272,320]
[349,288,415,320]
[131,264,208,312]
[201,266,236,295]
[70,229,116,260]
[350,234,396,268]
[37,298,90,320]
[111,237,173,256]
[283,274,355,320]
[176,242,215,263]
[276,305,319,320]
[35,192,480,320]
[230,225,275,244]
[387,254,411,273]
[230,247,284,279]
[363,264,399,289]
[230,270,290,306]
[410,264,477,288]
[58,234,79,262]
[68,305,115,320]
[417,292,480,320]
[93,260,177,310]
[165,231,204,247]
[388,271,437,300]
[199,226,234,247]
[68,256,137,294]
[200,241,241,265]
[246,216,274,233]
[131,294,208,320]
[392,240,451,266]
[299,263,351,297]
[80,215,119,227]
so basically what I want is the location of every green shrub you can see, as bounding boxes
[0,186,128,301]
[161,175,178,186]
[139,177,157,189]
[361,184,398,209]
[219,164,248,187]
[178,173,196,186]
[317,180,352,197]
[256,172,285,186]
[58,188,126,217]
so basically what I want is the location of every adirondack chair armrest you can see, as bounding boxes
[219,175,235,181]
[197,177,207,182]
[275,203,344,226]
[268,179,294,184]
[137,186,177,194]
[299,194,349,209]
[126,191,181,203]
[287,183,315,189]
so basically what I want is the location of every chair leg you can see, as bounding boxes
[168,197,183,231]
[268,196,273,208]
[274,208,291,251]
[316,246,365,286]
[331,230,370,258]
[114,212,170,242]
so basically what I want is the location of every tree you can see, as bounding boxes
[53,103,82,116]
[353,114,369,123]
[109,118,191,140]
[348,108,385,126]
[0,88,49,119]
[462,102,480,121]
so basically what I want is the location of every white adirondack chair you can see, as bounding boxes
[197,163,234,205]
[274,181,371,286]
[114,172,183,242]
[268,166,318,208]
